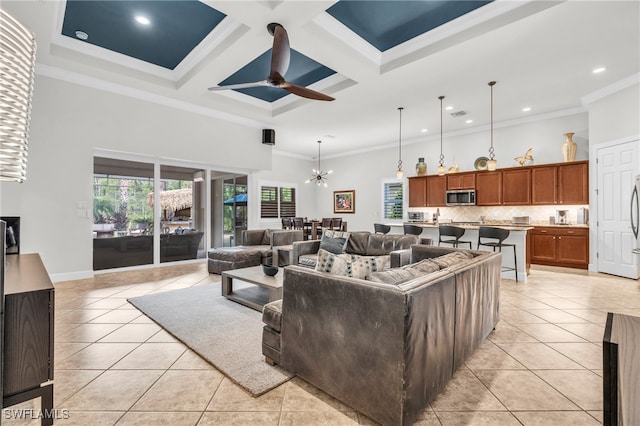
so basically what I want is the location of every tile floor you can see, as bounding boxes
[3,262,639,425]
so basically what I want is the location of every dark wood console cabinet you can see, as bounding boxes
[530,226,589,269]
[3,254,54,426]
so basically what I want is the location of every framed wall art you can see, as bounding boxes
[333,190,355,214]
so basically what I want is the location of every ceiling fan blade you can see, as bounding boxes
[269,24,290,82]
[208,81,269,91]
[281,82,335,101]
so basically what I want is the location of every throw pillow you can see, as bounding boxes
[319,229,351,254]
[315,249,353,276]
[430,251,473,269]
[350,256,382,279]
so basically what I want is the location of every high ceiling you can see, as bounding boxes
[2,0,639,159]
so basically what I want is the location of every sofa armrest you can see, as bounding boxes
[390,248,412,268]
[271,230,304,247]
[242,229,266,246]
[291,240,321,265]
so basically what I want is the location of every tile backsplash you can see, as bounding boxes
[410,205,589,225]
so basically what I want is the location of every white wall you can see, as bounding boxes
[0,76,272,278]
[588,83,640,146]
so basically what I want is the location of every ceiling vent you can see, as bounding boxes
[450,110,468,117]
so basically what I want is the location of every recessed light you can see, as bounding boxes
[522,107,531,112]
[445,106,453,111]
[135,15,151,25]
[593,67,606,74]
[465,119,473,124]
[421,128,428,133]
[75,30,88,40]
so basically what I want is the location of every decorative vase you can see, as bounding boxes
[415,158,427,176]
[562,132,577,162]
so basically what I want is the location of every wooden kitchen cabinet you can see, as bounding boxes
[530,226,589,269]
[531,166,558,205]
[558,161,589,204]
[446,172,476,190]
[426,175,446,206]
[502,168,531,205]
[475,171,502,205]
[531,161,588,205]
[408,176,427,207]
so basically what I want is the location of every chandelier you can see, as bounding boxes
[305,140,332,187]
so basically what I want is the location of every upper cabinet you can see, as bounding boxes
[408,177,427,207]
[558,162,589,204]
[502,168,531,205]
[408,160,589,207]
[476,171,502,206]
[532,161,588,205]
[426,175,447,207]
[446,172,476,190]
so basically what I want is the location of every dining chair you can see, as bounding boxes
[281,217,292,229]
[438,225,472,249]
[331,217,343,231]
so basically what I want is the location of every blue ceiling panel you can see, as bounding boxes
[327,0,492,52]
[220,49,337,102]
[61,0,226,70]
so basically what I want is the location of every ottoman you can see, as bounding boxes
[207,246,267,274]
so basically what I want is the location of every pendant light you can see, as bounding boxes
[0,9,37,183]
[305,140,332,187]
[396,107,404,178]
[438,96,446,176]
[487,81,497,171]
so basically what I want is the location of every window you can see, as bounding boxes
[383,181,404,220]
[260,184,296,218]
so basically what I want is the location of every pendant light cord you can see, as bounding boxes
[397,107,403,172]
[439,96,445,166]
[489,81,496,160]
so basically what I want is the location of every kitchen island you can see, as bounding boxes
[390,222,532,281]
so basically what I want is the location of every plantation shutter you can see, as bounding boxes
[383,182,404,219]
[279,187,296,217]
[261,186,278,218]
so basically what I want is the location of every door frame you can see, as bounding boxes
[591,135,640,278]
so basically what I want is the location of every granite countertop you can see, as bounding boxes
[396,221,588,230]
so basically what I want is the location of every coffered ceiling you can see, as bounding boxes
[2,0,639,158]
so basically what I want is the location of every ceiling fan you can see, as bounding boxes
[207,23,335,101]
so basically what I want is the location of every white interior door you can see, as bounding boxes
[596,140,640,279]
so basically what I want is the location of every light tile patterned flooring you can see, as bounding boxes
[4,262,639,425]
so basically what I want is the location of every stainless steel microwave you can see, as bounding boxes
[445,189,476,206]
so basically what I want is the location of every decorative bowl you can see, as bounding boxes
[262,264,279,276]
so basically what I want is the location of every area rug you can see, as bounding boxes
[127,284,294,396]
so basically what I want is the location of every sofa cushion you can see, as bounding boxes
[366,267,424,284]
[345,232,371,255]
[262,299,283,332]
[404,258,440,274]
[319,230,350,254]
[430,251,474,269]
[298,254,318,268]
[366,258,440,284]
[261,229,273,245]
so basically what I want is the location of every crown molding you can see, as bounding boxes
[581,73,640,107]
[36,63,269,129]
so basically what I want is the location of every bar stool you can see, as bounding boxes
[438,225,472,249]
[403,224,423,236]
[374,223,391,234]
[477,226,518,282]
